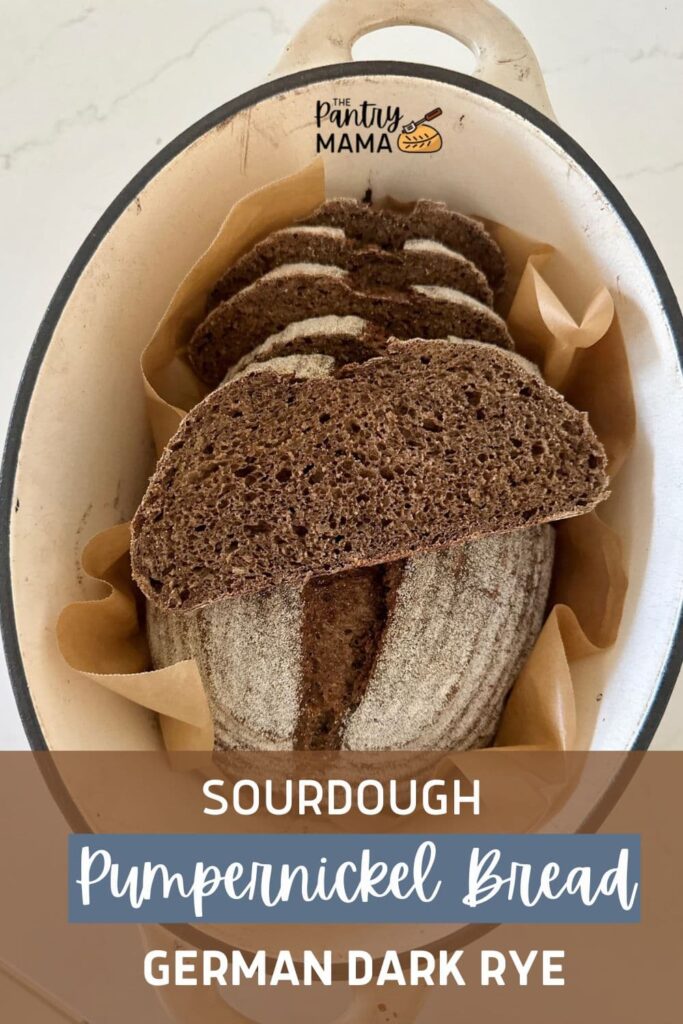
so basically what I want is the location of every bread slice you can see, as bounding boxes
[208,226,494,308]
[299,198,506,294]
[132,340,608,611]
[226,316,538,384]
[188,264,513,385]
[225,316,393,381]
[147,353,554,752]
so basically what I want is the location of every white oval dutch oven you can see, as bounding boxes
[2,0,682,757]
[3,3,681,1020]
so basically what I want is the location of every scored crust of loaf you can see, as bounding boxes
[147,586,302,750]
[208,226,494,308]
[299,197,506,294]
[342,528,554,750]
[146,354,554,752]
[147,530,553,751]
[132,340,608,611]
[188,264,513,385]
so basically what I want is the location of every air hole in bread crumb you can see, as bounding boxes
[319,412,331,423]
[422,417,443,432]
[293,524,308,537]
[275,467,292,483]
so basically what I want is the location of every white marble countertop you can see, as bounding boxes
[1,0,682,749]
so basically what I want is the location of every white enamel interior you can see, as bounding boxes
[8,72,683,754]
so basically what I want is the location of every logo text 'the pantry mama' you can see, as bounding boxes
[315,98,444,154]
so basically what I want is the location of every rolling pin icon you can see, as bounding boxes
[401,107,443,133]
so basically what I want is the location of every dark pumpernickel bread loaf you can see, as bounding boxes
[188,265,513,386]
[208,227,494,308]
[132,340,608,611]
[299,198,506,294]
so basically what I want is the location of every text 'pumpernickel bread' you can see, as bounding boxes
[132,341,608,611]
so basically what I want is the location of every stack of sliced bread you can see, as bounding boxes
[187,199,511,385]
[134,198,609,751]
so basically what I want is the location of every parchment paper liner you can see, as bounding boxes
[56,159,634,753]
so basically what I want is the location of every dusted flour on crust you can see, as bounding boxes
[147,587,302,750]
[342,529,554,750]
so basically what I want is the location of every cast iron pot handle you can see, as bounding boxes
[140,925,428,1024]
[272,0,555,120]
